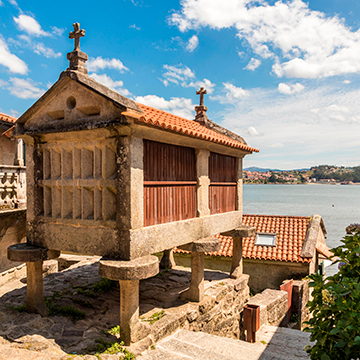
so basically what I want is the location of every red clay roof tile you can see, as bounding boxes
[134,103,258,153]
[175,214,318,263]
[0,112,17,124]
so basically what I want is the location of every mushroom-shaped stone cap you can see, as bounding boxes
[177,236,221,253]
[221,226,256,238]
[99,255,159,281]
[7,243,60,262]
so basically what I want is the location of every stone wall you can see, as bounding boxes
[133,272,250,354]
[247,289,288,328]
[0,209,26,272]
[173,253,309,293]
[292,279,310,330]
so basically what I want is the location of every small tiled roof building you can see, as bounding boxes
[174,213,332,292]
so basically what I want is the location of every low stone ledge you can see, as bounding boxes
[247,289,288,328]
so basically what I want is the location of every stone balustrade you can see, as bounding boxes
[0,165,26,211]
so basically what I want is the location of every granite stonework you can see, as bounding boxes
[292,279,310,330]
[247,289,288,328]
[0,258,250,358]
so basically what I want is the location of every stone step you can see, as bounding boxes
[141,327,312,360]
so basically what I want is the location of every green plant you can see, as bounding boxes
[72,298,94,309]
[89,338,135,359]
[290,312,300,325]
[141,310,165,324]
[8,303,27,312]
[107,325,120,336]
[77,278,117,298]
[304,224,360,359]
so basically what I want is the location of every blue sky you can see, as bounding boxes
[1,0,360,169]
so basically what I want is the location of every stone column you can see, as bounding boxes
[26,261,47,315]
[7,243,60,316]
[235,157,243,212]
[160,249,176,269]
[179,237,220,302]
[196,149,210,217]
[99,255,159,345]
[222,226,256,279]
[14,139,24,166]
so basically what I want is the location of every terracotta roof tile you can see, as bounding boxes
[0,112,17,124]
[175,214,317,263]
[134,103,258,153]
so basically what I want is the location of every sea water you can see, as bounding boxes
[243,184,360,276]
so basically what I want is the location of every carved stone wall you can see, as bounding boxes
[0,165,26,210]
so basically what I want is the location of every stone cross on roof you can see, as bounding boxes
[69,23,85,51]
[196,87,207,106]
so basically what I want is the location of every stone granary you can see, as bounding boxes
[7,23,258,345]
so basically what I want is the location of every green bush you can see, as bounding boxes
[304,224,360,360]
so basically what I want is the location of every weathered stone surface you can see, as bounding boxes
[178,236,221,253]
[8,243,60,262]
[159,250,176,270]
[221,225,256,238]
[248,289,288,328]
[99,255,159,281]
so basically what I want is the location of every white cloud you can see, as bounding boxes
[278,82,305,95]
[247,126,259,136]
[269,143,285,148]
[0,79,8,87]
[129,24,141,30]
[8,0,18,5]
[87,57,129,73]
[0,38,28,74]
[170,0,360,79]
[51,26,65,36]
[211,82,249,103]
[8,77,45,99]
[0,1,3,6]
[33,43,61,58]
[161,64,195,86]
[135,95,196,119]
[9,109,20,117]
[160,64,215,93]
[216,80,360,168]
[186,35,199,52]
[13,15,49,37]
[89,73,131,96]
[343,80,351,84]
[244,58,261,71]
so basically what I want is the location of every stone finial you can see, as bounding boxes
[195,87,210,126]
[67,22,88,74]
[69,23,85,51]
[196,87,207,106]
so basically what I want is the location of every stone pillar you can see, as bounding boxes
[235,157,243,212]
[179,237,220,302]
[222,226,256,279]
[231,237,243,278]
[26,261,47,315]
[119,279,140,343]
[99,255,159,345]
[187,252,204,301]
[14,138,24,166]
[117,136,144,260]
[160,249,176,269]
[196,149,210,217]
[7,243,60,316]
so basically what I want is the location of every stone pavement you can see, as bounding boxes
[140,326,312,360]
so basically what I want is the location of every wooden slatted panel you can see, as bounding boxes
[144,140,196,226]
[209,152,236,214]
[144,140,195,181]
